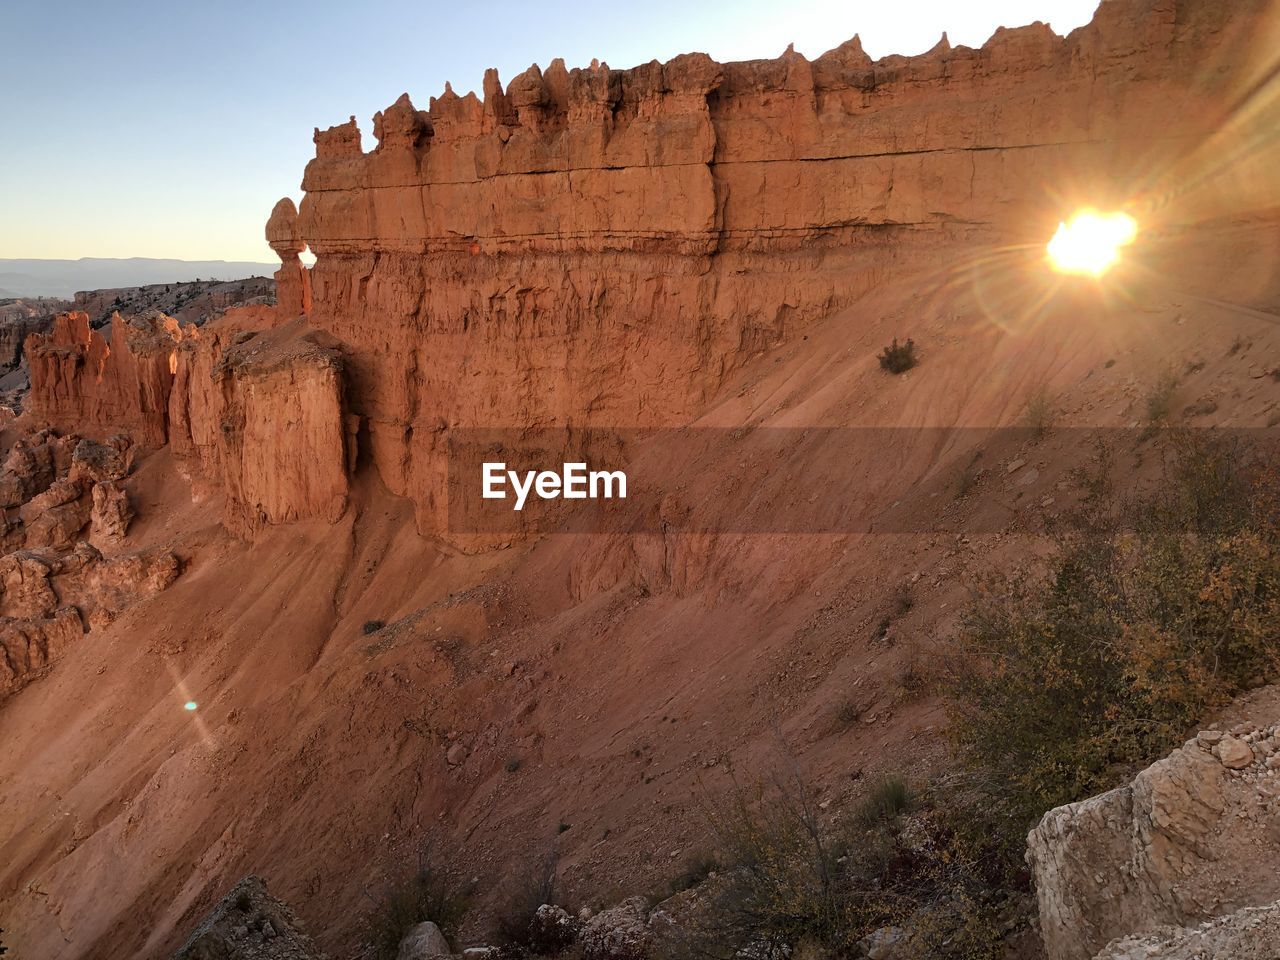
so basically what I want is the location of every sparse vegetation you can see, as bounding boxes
[1144,368,1180,424]
[878,338,918,374]
[360,858,471,960]
[1023,386,1056,437]
[506,756,522,773]
[943,433,1280,834]
[895,652,928,700]
[668,767,1009,960]
[834,697,864,727]
[493,849,568,956]
[854,775,912,826]
[871,582,915,645]
[362,619,386,635]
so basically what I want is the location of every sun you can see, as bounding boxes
[1046,209,1138,277]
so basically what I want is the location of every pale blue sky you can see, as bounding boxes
[1,0,1100,262]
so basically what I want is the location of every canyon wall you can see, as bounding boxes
[167,316,349,538]
[25,311,349,538]
[22,0,1280,539]
[290,0,1277,534]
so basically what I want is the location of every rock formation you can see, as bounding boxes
[172,875,325,960]
[168,315,348,537]
[286,0,1275,534]
[0,299,60,371]
[1028,721,1280,960]
[25,311,182,448]
[266,199,312,319]
[0,430,179,699]
[72,277,274,328]
[4,4,1280,955]
[17,0,1277,544]
[1095,901,1280,959]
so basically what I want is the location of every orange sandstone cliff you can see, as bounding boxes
[23,0,1279,541]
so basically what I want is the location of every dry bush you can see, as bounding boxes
[943,433,1280,827]
[1144,368,1180,423]
[1023,387,1057,437]
[493,848,568,956]
[879,338,918,374]
[664,766,1008,960]
[360,857,471,960]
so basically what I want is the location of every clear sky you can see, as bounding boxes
[1,0,1100,263]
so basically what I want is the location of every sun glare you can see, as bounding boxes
[1046,209,1138,277]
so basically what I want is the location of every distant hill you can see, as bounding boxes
[0,258,278,298]
[0,288,18,299]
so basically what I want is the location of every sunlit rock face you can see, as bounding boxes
[288,0,1277,534]
[20,0,1280,543]
[167,315,349,539]
[25,311,182,449]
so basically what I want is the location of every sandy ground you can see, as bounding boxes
[1,222,1279,959]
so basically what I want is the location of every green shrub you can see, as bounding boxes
[855,776,912,827]
[878,338,918,374]
[360,860,470,960]
[943,433,1280,827]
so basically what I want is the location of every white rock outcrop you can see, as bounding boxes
[1027,720,1280,960]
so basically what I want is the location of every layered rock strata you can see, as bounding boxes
[22,0,1280,539]
[289,0,1279,533]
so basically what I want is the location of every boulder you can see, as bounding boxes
[1028,719,1280,960]
[396,920,451,960]
[1216,736,1253,769]
[580,896,651,960]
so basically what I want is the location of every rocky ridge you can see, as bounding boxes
[172,875,325,960]
[1029,714,1280,960]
